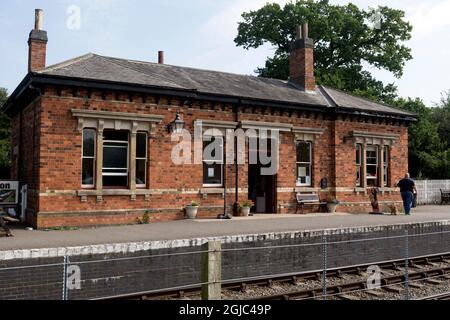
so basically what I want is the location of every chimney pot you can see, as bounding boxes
[35,9,44,30]
[295,25,302,40]
[302,23,309,39]
[158,51,164,64]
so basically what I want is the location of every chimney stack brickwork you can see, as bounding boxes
[289,23,316,92]
[28,9,47,72]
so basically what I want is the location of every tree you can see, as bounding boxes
[395,97,449,179]
[433,91,450,146]
[235,0,412,103]
[0,88,10,178]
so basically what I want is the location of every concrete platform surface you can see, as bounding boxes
[0,205,449,251]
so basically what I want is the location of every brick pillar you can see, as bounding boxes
[96,121,104,197]
[130,122,138,195]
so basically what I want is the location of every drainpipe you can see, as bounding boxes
[235,103,241,214]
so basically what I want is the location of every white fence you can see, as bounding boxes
[415,180,450,205]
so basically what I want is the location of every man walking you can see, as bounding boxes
[397,173,417,216]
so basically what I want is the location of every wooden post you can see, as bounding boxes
[201,241,222,300]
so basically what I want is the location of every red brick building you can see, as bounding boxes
[3,11,416,229]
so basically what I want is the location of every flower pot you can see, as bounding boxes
[185,206,199,219]
[240,207,251,217]
[327,203,338,213]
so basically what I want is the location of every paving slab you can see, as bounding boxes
[0,205,449,251]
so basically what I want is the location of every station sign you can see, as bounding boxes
[0,181,19,205]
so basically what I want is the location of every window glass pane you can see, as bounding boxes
[103,176,128,187]
[136,159,146,185]
[203,163,222,185]
[367,165,377,177]
[103,130,128,142]
[356,167,361,186]
[137,133,147,159]
[82,158,94,185]
[83,129,96,157]
[103,146,128,169]
[297,164,311,185]
[296,142,311,163]
[356,145,361,165]
[203,137,223,162]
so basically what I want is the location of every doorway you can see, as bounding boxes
[248,138,277,213]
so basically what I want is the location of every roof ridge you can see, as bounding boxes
[36,53,96,73]
[322,85,417,116]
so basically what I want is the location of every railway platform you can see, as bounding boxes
[0,205,449,252]
[0,205,449,300]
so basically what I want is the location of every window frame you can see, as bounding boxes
[202,135,224,188]
[82,128,96,189]
[102,130,130,189]
[366,145,379,187]
[296,141,312,187]
[136,132,148,189]
[383,146,389,187]
[356,144,362,187]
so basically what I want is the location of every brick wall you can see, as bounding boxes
[11,85,409,228]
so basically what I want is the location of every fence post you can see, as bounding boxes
[62,256,68,301]
[404,229,410,300]
[201,241,222,300]
[322,234,328,300]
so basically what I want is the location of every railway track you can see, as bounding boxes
[106,253,450,300]
[418,292,450,300]
[255,265,450,300]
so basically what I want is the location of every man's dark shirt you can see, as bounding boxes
[397,178,415,193]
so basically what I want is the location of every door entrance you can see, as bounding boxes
[248,139,277,213]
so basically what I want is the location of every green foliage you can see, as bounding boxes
[0,88,10,178]
[137,211,151,225]
[235,0,412,102]
[395,97,450,179]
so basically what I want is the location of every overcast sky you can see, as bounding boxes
[1,0,449,106]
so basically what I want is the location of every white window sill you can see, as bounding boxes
[200,187,225,194]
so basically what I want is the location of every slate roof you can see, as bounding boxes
[35,53,415,118]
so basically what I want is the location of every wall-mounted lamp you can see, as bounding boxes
[168,111,185,134]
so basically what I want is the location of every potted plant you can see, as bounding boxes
[326,196,340,213]
[185,201,199,219]
[239,200,254,217]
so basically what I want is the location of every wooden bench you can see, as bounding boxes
[441,189,450,205]
[295,193,327,214]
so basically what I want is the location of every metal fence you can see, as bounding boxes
[415,180,450,205]
[1,225,450,300]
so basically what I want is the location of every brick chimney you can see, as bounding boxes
[289,23,315,92]
[28,9,48,72]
